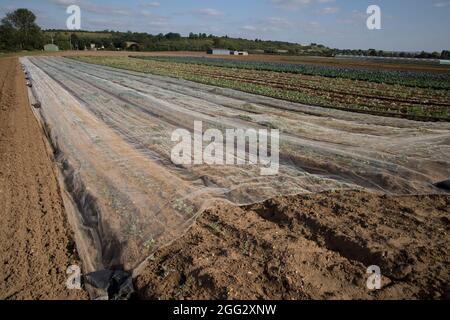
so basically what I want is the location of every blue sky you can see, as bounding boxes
[1,0,449,51]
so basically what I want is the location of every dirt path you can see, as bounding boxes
[135,191,449,300]
[0,57,87,300]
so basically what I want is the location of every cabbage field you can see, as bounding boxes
[134,56,450,90]
[72,56,450,120]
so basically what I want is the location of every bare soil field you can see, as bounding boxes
[135,191,450,300]
[0,57,87,299]
[2,54,449,300]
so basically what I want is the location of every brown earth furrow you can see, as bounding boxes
[0,57,87,300]
[135,191,449,300]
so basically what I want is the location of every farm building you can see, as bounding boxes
[43,44,59,52]
[230,50,249,56]
[207,48,231,55]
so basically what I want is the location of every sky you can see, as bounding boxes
[0,0,449,52]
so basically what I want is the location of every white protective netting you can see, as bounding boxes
[21,57,450,273]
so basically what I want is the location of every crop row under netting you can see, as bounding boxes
[21,57,450,277]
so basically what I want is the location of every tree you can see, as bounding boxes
[0,20,17,50]
[367,48,377,56]
[213,38,224,48]
[441,50,450,60]
[1,8,43,50]
[70,33,79,50]
[164,32,181,40]
[54,32,70,50]
[431,51,440,59]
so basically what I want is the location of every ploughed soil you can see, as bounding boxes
[0,57,87,299]
[135,191,449,300]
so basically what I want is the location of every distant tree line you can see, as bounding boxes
[43,29,332,55]
[332,48,450,60]
[1,8,449,60]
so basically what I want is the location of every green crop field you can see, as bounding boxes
[135,56,450,90]
[71,56,450,120]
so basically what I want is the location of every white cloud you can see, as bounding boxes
[49,0,79,5]
[320,7,339,14]
[265,17,293,30]
[140,10,169,25]
[271,0,312,9]
[271,0,335,9]
[140,1,160,8]
[191,8,224,17]
[241,25,258,31]
[48,0,132,16]
[336,9,367,26]
[434,2,450,7]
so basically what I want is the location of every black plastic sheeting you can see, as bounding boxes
[435,180,450,191]
[83,270,134,300]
